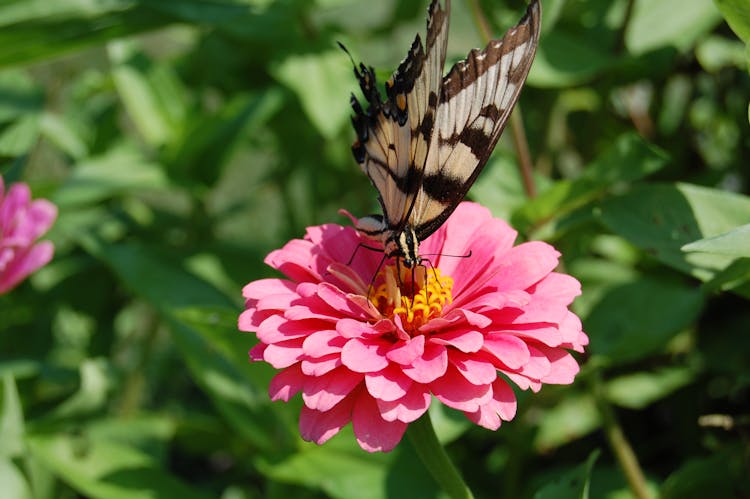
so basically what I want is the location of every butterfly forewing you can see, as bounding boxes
[410,0,541,240]
[350,0,450,231]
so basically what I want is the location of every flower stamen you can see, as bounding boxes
[371,263,453,333]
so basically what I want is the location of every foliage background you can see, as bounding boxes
[1,0,749,497]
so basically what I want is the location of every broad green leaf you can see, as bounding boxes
[626,0,723,54]
[533,394,600,451]
[585,277,703,364]
[714,0,750,43]
[260,441,390,499]
[0,1,173,69]
[529,31,614,87]
[661,449,748,498]
[534,451,599,499]
[273,50,353,139]
[516,133,668,230]
[696,35,748,71]
[597,183,750,281]
[27,432,212,499]
[700,257,750,294]
[0,114,40,155]
[109,40,186,148]
[682,223,750,257]
[53,147,169,207]
[0,459,32,499]
[605,366,697,409]
[0,70,43,122]
[39,112,89,160]
[44,359,111,420]
[0,375,25,458]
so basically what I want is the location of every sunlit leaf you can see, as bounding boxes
[605,367,697,409]
[534,450,599,499]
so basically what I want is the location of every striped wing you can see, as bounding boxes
[410,0,541,240]
[350,0,450,231]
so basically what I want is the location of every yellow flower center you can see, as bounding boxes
[370,264,454,334]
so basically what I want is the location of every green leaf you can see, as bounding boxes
[605,366,697,409]
[0,459,32,499]
[39,112,89,160]
[516,133,668,230]
[597,183,750,280]
[44,359,112,420]
[0,1,173,69]
[714,0,750,43]
[53,146,169,207]
[529,31,614,87]
[27,432,212,499]
[534,450,599,499]
[682,223,750,257]
[108,40,187,148]
[534,395,601,451]
[585,277,703,364]
[626,0,723,54]
[273,50,353,139]
[0,114,40,155]
[260,441,390,499]
[0,375,25,458]
[661,449,749,498]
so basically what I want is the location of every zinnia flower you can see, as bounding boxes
[239,202,587,452]
[0,176,57,294]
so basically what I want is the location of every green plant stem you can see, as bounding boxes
[465,0,537,199]
[407,412,475,499]
[591,373,652,499]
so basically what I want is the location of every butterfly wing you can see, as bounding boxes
[410,0,541,240]
[350,0,450,233]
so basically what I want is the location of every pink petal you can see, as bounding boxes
[248,342,266,361]
[464,378,517,430]
[402,342,448,383]
[431,365,493,412]
[302,329,345,357]
[242,278,295,301]
[316,282,372,321]
[537,345,581,385]
[484,241,560,292]
[341,337,390,373]
[269,365,305,401]
[256,315,315,344]
[450,351,497,385]
[302,366,364,412]
[386,334,425,365]
[430,329,484,353]
[352,391,407,452]
[483,333,530,370]
[376,385,431,423]
[299,397,354,445]
[265,240,319,283]
[0,242,54,294]
[263,339,305,369]
[364,365,413,402]
[301,354,342,376]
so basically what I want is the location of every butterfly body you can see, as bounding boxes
[347,0,541,268]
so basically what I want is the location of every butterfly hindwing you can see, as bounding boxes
[410,0,541,240]
[350,0,450,232]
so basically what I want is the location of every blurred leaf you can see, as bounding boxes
[0,70,44,122]
[45,359,111,420]
[27,432,212,499]
[696,35,747,71]
[682,223,750,257]
[661,448,749,498]
[109,40,187,148]
[261,443,390,499]
[516,133,668,230]
[53,146,169,207]
[0,114,40,155]
[0,459,32,499]
[626,0,723,54]
[605,366,697,409]
[273,50,353,139]
[714,0,750,43]
[0,1,173,69]
[530,31,614,87]
[585,277,703,364]
[167,89,284,185]
[534,450,599,499]
[39,112,89,160]
[533,395,600,451]
[597,183,750,280]
[700,257,750,294]
[0,375,25,458]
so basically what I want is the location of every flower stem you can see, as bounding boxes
[591,373,652,499]
[407,412,475,499]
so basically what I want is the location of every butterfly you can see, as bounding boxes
[346,0,540,269]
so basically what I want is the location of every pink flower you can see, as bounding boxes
[239,202,588,452]
[0,176,57,294]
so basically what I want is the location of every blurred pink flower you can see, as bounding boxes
[0,176,57,294]
[239,202,587,452]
